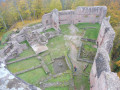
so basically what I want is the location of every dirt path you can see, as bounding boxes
[64,24,89,89]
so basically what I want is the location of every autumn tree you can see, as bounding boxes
[31,0,43,19]
[95,0,120,26]
[107,2,120,26]
[60,0,73,10]
[17,0,31,20]
[71,0,86,9]
[112,26,120,60]
[13,0,24,24]
[49,0,62,11]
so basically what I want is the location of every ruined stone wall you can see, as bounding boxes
[59,10,74,25]
[0,40,28,61]
[42,6,107,30]
[97,17,115,53]
[52,9,59,30]
[90,17,120,90]
[73,6,107,24]
[42,13,52,30]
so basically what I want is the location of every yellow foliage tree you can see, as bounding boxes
[116,60,120,67]
[117,72,120,77]
[49,0,62,11]
[17,0,31,19]
[95,0,120,26]
[71,0,86,9]
[107,2,120,26]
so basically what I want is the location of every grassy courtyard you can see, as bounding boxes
[76,23,100,40]
[1,23,101,90]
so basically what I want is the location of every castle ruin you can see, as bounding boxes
[0,6,119,90]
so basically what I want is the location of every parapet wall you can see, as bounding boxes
[42,6,107,30]
[90,17,120,90]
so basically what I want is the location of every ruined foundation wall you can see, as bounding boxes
[90,17,120,90]
[42,13,52,30]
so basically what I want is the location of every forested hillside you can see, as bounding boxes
[0,0,85,32]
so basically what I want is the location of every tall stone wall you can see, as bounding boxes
[59,10,74,25]
[42,13,52,30]
[52,9,59,30]
[73,6,107,24]
[90,17,120,90]
[97,16,115,53]
[42,6,107,30]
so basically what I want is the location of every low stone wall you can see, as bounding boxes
[77,42,83,59]
[14,65,42,75]
[65,56,71,70]
[6,54,38,65]
[81,38,96,43]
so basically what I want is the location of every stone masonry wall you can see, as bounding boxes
[90,17,120,90]
[42,6,107,30]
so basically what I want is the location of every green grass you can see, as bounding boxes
[45,86,69,90]
[20,40,30,47]
[43,54,54,73]
[43,54,52,65]
[46,28,55,32]
[47,73,71,83]
[83,43,96,52]
[74,64,92,90]
[0,31,13,49]
[1,31,13,43]
[75,23,100,39]
[47,35,68,59]
[80,42,97,59]
[0,44,7,50]
[8,47,35,63]
[84,28,100,40]
[18,68,47,85]
[7,57,40,73]
[60,24,70,35]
